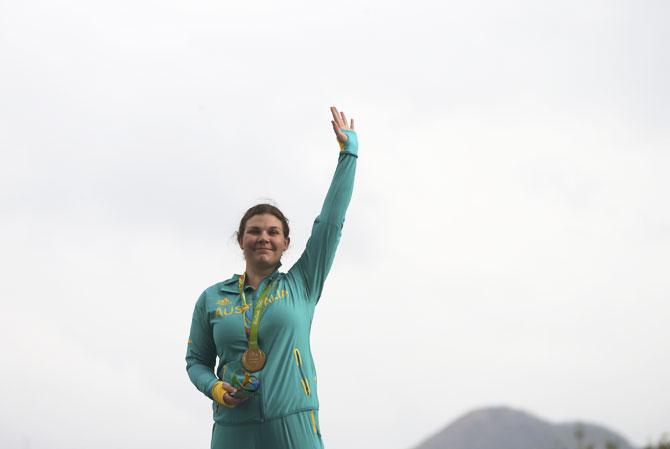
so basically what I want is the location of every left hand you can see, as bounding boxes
[212,381,248,407]
[330,106,355,146]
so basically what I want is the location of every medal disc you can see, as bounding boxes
[242,348,266,372]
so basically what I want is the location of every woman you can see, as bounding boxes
[186,106,358,449]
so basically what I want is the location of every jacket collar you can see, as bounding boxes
[219,274,241,294]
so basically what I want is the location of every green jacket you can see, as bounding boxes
[186,134,357,425]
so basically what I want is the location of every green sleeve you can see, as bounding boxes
[185,292,219,399]
[289,131,358,302]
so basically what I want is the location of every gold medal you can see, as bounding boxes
[242,347,266,372]
[239,274,277,373]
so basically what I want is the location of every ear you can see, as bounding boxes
[283,237,290,250]
[237,233,244,249]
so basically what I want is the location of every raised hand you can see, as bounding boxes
[330,106,355,147]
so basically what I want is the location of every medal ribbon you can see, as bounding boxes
[238,274,278,351]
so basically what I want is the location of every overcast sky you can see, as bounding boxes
[1,0,668,448]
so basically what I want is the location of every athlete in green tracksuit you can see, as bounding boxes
[186,107,357,449]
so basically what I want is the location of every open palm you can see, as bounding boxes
[330,106,355,145]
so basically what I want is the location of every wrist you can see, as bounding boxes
[338,130,358,156]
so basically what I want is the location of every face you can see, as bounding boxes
[239,214,289,270]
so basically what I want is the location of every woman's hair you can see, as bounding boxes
[237,204,290,244]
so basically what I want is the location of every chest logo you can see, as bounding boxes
[215,304,250,318]
[214,289,289,319]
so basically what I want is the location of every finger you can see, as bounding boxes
[223,391,244,406]
[221,382,239,402]
[340,111,348,129]
[223,393,240,407]
[350,118,355,130]
[330,106,342,128]
[221,382,236,393]
[330,106,339,125]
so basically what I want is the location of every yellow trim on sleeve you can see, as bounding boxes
[212,381,226,404]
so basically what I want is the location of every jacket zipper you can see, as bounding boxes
[259,381,265,422]
[255,289,267,422]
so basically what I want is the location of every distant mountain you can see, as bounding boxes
[413,406,636,449]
